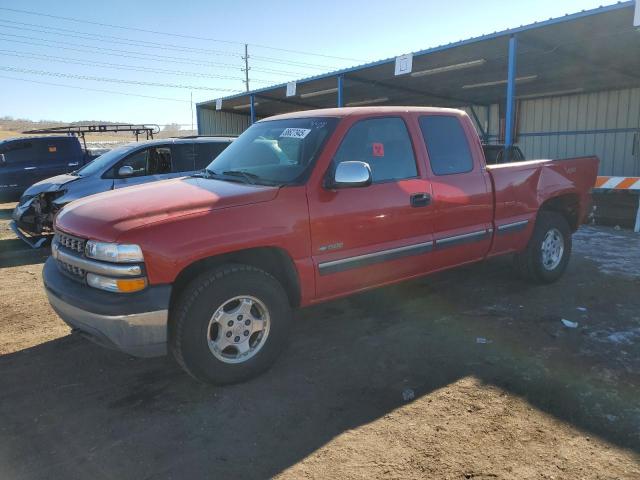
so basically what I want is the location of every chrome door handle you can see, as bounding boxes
[23,166,37,170]
[68,162,79,166]
[410,193,431,207]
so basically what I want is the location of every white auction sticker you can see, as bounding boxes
[280,128,311,139]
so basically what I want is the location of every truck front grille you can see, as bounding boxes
[53,230,88,281]
[55,231,86,255]
[56,258,87,279]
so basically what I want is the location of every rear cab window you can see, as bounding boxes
[419,115,474,175]
[332,117,417,183]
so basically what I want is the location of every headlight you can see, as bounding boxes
[87,273,147,293]
[85,241,144,263]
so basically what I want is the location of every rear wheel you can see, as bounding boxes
[171,264,292,384]
[514,211,572,284]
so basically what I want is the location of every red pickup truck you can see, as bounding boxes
[43,107,598,384]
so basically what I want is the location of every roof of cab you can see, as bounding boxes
[263,106,466,121]
[0,135,79,143]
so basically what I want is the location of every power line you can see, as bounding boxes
[0,32,241,65]
[0,21,240,57]
[0,35,312,76]
[0,74,191,102]
[0,6,365,62]
[0,65,243,91]
[0,24,342,70]
[0,49,278,83]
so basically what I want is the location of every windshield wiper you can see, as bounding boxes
[221,170,259,185]
[203,169,282,186]
[202,169,252,184]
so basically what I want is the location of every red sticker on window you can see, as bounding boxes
[372,142,384,157]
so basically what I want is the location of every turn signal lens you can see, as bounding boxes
[86,273,147,293]
[116,278,147,293]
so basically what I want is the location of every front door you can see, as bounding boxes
[308,116,434,299]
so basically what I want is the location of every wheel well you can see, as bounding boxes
[169,247,301,313]
[540,194,580,231]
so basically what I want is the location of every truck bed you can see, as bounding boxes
[486,156,599,254]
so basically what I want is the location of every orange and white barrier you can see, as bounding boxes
[594,177,640,232]
[594,176,640,190]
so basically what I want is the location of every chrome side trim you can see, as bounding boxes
[318,241,433,275]
[497,219,529,234]
[52,242,142,277]
[434,229,491,248]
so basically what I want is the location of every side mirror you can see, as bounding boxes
[329,161,372,189]
[118,165,134,178]
[0,153,5,167]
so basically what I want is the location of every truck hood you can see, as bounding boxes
[55,177,279,242]
[22,174,79,196]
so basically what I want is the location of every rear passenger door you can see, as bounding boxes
[308,116,434,298]
[418,115,493,270]
[39,139,74,179]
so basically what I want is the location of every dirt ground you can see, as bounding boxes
[1,201,639,479]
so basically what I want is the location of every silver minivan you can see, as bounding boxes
[12,136,234,247]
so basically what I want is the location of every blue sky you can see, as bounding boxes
[0,0,616,127]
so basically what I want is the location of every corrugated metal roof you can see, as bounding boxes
[198,1,639,117]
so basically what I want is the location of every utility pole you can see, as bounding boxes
[242,43,250,92]
[190,91,194,132]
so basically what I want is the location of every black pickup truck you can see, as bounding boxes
[0,136,103,201]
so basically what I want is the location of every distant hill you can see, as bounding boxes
[0,117,196,141]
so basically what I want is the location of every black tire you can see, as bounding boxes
[514,211,572,284]
[171,264,292,384]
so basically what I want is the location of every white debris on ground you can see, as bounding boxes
[589,328,640,345]
[573,226,640,279]
[561,319,579,329]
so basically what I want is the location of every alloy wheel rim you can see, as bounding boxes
[541,227,564,271]
[207,295,270,364]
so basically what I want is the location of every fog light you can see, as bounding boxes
[87,273,147,293]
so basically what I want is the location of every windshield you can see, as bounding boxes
[206,117,339,185]
[74,143,138,177]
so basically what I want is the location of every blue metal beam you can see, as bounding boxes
[504,35,517,150]
[337,75,344,107]
[250,94,256,124]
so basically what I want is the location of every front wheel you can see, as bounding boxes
[171,264,292,384]
[514,211,572,284]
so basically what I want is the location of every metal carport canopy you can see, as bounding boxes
[198,2,640,118]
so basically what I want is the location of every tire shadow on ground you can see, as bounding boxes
[1,252,638,479]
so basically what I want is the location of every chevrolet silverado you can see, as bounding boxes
[42,107,599,384]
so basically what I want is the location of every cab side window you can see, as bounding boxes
[115,146,173,177]
[195,142,231,170]
[332,117,417,183]
[120,149,149,177]
[171,144,196,172]
[419,116,474,175]
[2,141,33,163]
